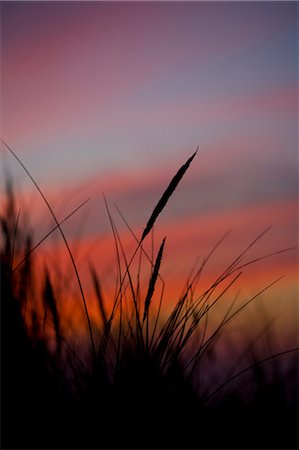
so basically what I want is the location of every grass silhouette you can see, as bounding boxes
[1,144,298,449]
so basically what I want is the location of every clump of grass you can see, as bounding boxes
[1,142,298,449]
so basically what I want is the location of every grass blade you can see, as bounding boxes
[141,148,198,242]
[203,347,299,404]
[143,237,166,323]
[13,198,90,273]
[90,264,108,326]
[43,268,61,353]
[10,207,21,270]
[1,139,96,362]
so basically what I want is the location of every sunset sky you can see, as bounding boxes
[1,2,298,337]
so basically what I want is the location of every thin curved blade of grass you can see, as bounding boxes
[233,247,295,273]
[188,275,285,372]
[13,198,90,273]
[43,267,61,352]
[152,292,190,364]
[1,139,96,362]
[143,237,166,323]
[103,193,144,357]
[141,148,198,243]
[90,264,108,326]
[222,315,280,385]
[99,194,123,359]
[10,207,21,270]
[185,292,240,375]
[151,232,232,355]
[26,305,88,371]
[202,347,299,405]
[102,194,123,305]
[113,222,144,349]
[220,225,273,279]
[170,228,281,338]
[187,229,232,294]
[149,281,165,350]
[114,203,165,286]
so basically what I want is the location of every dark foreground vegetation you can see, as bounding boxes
[1,148,298,449]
